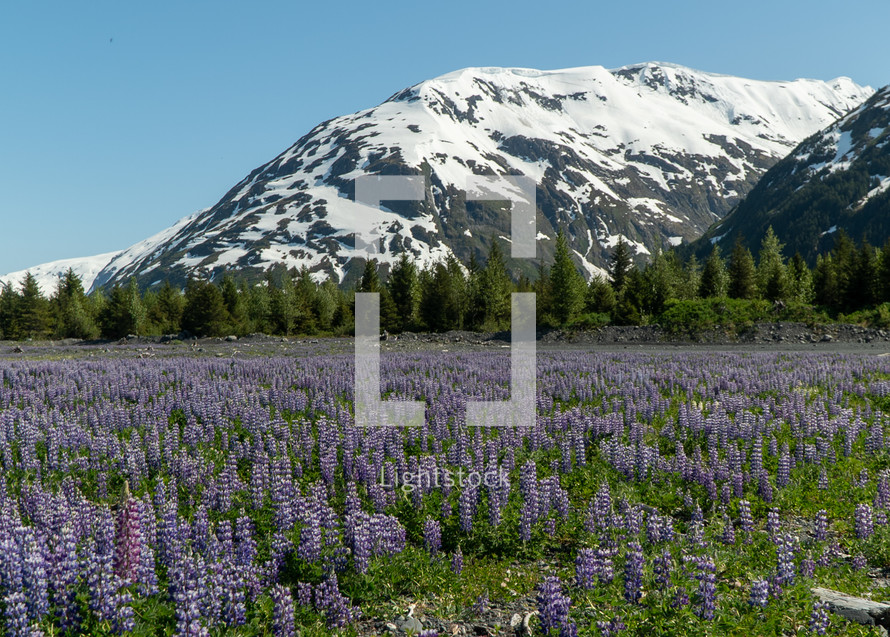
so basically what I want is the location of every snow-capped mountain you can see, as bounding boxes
[1,62,874,293]
[692,85,890,260]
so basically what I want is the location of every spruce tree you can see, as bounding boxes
[756,227,788,302]
[220,275,247,334]
[0,282,19,340]
[419,256,467,332]
[476,239,512,330]
[609,236,633,297]
[880,239,890,303]
[813,254,840,309]
[359,259,381,293]
[15,272,50,339]
[787,253,814,304]
[699,246,728,298]
[101,278,147,338]
[388,253,418,332]
[728,239,758,300]
[549,230,584,326]
[54,268,98,339]
[585,275,616,315]
[149,281,185,334]
[182,278,229,337]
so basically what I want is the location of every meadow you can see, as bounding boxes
[2,343,890,636]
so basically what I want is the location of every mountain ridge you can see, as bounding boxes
[1,62,874,293]
[689,84,890,260]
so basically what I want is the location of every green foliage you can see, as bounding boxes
[728,239,758,300]
[699,246,728,298]
[549,230,584,326]
[182,277,230,337]
[101,278,147,338]
[387,253,419,332]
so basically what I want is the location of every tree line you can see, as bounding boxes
[2,228,890,341]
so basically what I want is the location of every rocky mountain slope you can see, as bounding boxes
[1,63,872,293]
[690,85,890,260]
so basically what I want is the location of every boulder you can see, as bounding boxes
[812,587,890,631]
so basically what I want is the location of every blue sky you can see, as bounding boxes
[1,0,888,275]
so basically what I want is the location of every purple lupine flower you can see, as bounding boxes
[114,482,141,583]
[314,574,353,629]
[810,601,830,635]
[451,547,463,575]
[776,534,796,586]
[652,548,672,588]
[575,549,597,589]
[235,513,257,568]
[596,616,625,636]
[759,471,773,503]
[876,474,890,509]
[21,529,50,625]
[852,554,867,570]
[721,514,736,545]
[672,586,690,609]
[738,500,754,542]
[296,582,313,607]
[423,518,441,555]
[855,503,874,539]
[623,542,644,604]
[814,510,828,542]
[694,558,716,620]
[800,554,815,579]
[536,576,576,637]
[777,445,791,488]
[766,508,780,540]
[749,579,769,608]
[271,584,296,637]
[51,523,80,631]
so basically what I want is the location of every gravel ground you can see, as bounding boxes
[2,322,890,360]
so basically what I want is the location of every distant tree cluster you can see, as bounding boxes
[2,227,890,341]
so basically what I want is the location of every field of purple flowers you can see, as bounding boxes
[2,347,890,635]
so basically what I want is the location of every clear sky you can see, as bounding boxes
[1,0,888,275]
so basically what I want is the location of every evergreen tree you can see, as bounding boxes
[549,230,584,326]
[813,254,840,309]
[609,236,633,297]
[292,267,319,335]
[474,239,513,331]
[313,279,339,332]
[387,253,418,332]
[831,231,856,309]
[880,239,890,303]
[699,246,728,298]
[0,282,19,340]
[15,272,51,339]
[787,253,814,304]
[101,278,147,338]
[680,254,701,300]
[585,275,616,315]
[756,227,789,302]
[848,241,879,309]
[613,267,644,325]
[358,259,381,293]
[220,275,247,334]
[728,239,758,300]
[148,281,185,334]
[419,256,467,331]
[181,278,229,337]
[53,268,98,339]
